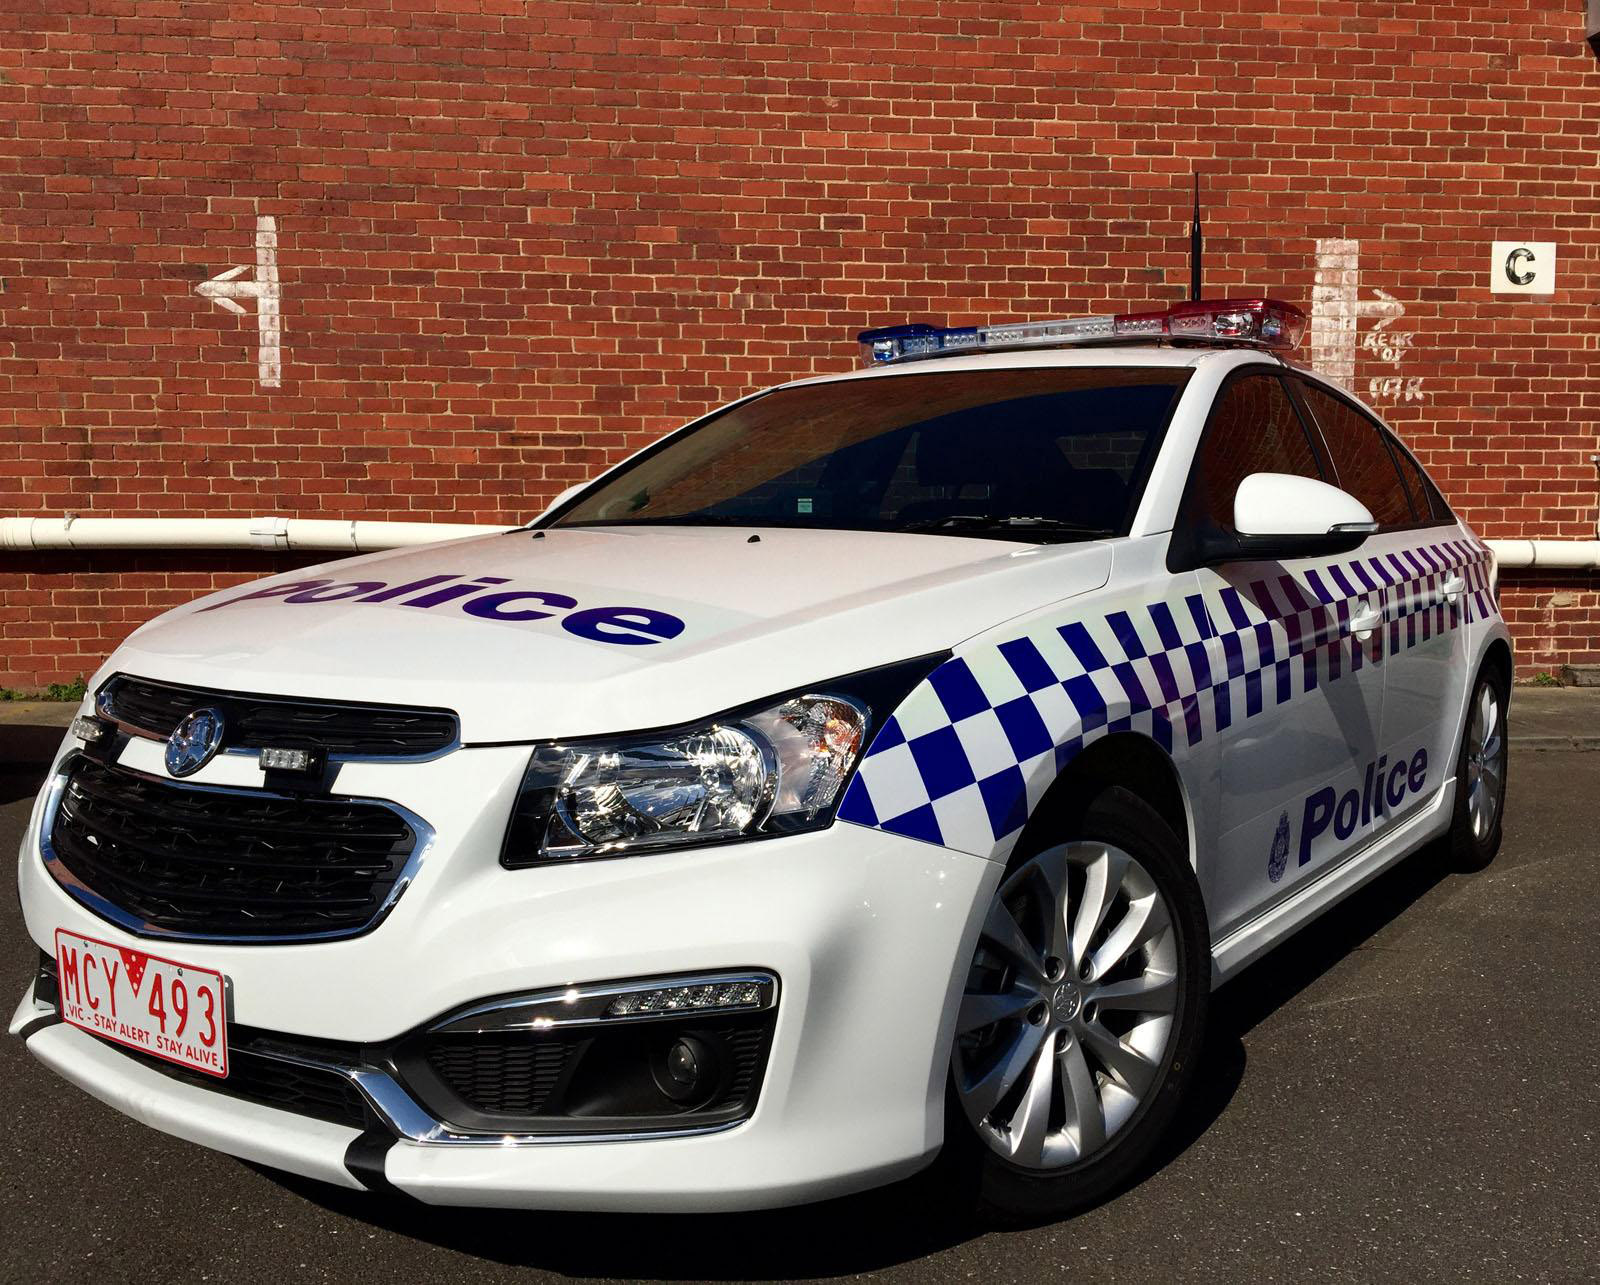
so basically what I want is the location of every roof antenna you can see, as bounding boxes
[1189,170,1204,302]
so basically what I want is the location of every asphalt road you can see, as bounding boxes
[2,712,1596,1284]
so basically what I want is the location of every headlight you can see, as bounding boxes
[552,723,779,856]
[500,657,945,867]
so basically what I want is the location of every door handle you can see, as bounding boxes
[1350,600,1382,641]
[1442,574,1466,601]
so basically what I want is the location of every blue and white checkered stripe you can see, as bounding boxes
[836,537,1496,859]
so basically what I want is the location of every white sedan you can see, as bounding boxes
[12,298,1510,1220]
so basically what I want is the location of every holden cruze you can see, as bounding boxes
[11,299,1510,1219]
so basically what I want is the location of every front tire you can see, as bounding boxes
[1447,663,1509,872]
[943,786,1209,1224]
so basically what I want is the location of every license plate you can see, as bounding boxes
[54,929,229,1078]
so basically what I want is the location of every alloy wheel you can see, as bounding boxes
[1465,682,1506,843]
[953,841,1180,1171]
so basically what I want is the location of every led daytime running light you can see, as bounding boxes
[607,979,773,1018]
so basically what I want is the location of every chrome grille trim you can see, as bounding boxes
[95,673,462,764]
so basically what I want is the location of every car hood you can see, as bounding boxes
[103,526,1113,741]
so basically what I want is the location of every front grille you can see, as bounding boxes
[46,756,421,940]
[98,673,458,758]
[108,1032,370,1130]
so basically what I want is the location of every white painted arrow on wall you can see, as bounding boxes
[1362,287,1405,331]
[1309,239,1411,397]
[196,214,281,388]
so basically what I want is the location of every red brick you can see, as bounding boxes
[1,1,1598,684]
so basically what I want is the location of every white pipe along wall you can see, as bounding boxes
[1484,540,1600,571]
[2,516,1599,569]
[0,516,514,554]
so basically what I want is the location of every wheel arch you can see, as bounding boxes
[1012,731,1194,873]
[1479,635,1512,691]
[1452,632,1513,768]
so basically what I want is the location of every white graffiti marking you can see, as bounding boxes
[1309,240,1422,404]
[1367,376,1425,403]
[1360,290,1412,364]
[1310,237,1361,388]
[196,214,282,388]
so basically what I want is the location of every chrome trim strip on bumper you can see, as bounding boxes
[344,1064,744,1147]
[38,759,436,946]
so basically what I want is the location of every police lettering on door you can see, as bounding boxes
[1281,748,1429,878]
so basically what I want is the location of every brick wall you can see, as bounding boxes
[1502,579,1600,675]
[2,551,325,687]
[2,0,1597,687]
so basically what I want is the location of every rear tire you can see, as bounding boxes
[941,786,1209,1225]
[1447,663,1509,873]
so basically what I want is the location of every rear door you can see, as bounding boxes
[1289,378,1471,829]
[1175,370,1387,939]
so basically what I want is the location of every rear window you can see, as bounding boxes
[1389,440,1454,525]
[550,367,1192,543]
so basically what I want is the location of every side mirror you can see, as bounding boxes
[1191,473,1378,566]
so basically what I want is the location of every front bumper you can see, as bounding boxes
[14,733,1000,1211]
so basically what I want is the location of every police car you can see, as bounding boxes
[11,298,1510,1220]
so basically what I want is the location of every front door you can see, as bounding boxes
[1289,379,1474,832]
[1173,370,1388,939]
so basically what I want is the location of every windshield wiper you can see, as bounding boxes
[557,513,764,527]
[553,513,1117,542]
[898,515,1116,541]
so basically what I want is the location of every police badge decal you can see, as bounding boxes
[1268,811,1291,884]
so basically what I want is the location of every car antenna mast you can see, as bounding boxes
[1189,170,1203,301]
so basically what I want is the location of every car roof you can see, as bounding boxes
[779,343,1264,392]
[778,343,1378,415]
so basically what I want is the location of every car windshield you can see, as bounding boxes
[547,366,1192,543]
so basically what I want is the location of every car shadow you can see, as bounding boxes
[0,722,66,807]
[262,845,1454,1280]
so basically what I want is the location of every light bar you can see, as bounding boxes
[857,298,1307,366]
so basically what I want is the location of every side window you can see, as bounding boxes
[1294,383,1416,527]
[1184,373,1323,532]
[1390,440,1453,525]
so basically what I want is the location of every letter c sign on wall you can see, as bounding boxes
[1490,241,1557,296]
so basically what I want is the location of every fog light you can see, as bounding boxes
[69,716,109,744]
[607,978,771,1018]
[260,746,313,772]
[667,1040,698,1085]
[654,1034,717,1104]
[668,1038,702,1093]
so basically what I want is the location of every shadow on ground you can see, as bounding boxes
[267,846,1452,1281]
[0,723,66,807]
